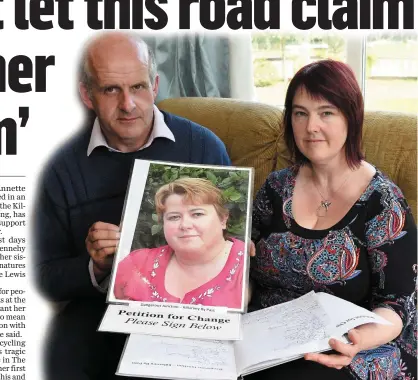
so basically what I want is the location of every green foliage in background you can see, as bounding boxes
[254,58,281,87]
[366,54,376,77]
[131,164,250,250]
[252,33,301,51]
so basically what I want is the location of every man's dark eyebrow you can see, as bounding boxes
[95,81,149,91]
[97,84,120,91]
[132,81,148,88]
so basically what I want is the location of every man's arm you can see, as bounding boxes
[33,183,105,302]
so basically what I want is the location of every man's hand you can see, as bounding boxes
[86,222,120,279]
[304,329,363,370]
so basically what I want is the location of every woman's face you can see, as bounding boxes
[162,194,227,254]
[291,87,348,165]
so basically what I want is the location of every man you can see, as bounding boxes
[33,32,230,380]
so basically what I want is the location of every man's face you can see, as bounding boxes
[80,40,159,152]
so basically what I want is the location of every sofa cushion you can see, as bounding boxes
[158,97,286,195]
[362,111,417,219]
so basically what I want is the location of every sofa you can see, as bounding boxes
[158,97,417,221]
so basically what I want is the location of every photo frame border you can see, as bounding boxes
[107,159,254,314]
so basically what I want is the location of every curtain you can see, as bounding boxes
[144,34,231,102]
[228,33,256,101]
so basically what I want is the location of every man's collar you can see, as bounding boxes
[87,105,175,156]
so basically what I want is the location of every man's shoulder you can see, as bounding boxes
[161,110,221,142]
[159,110,231,166]
[44,126,91,168]
[37,126,92,188]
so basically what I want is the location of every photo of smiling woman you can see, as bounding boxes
[113,177,246,309]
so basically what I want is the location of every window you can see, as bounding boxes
[365,33,417,114]
[252,33,346,107]
[251,33,418,114]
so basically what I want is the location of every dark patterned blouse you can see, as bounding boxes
[250,165,417,380]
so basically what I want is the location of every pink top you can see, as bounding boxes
[114,238,245,309]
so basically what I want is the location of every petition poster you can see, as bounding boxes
[0,1,414,379]
[109,160,253,312]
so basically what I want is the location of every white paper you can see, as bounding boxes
[234,291,331,374]
[117,292,393,379]
[118,334,237,380]
[99,303,242,341]
[316,292,392,336]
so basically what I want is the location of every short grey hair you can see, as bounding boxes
[79,33,158,93]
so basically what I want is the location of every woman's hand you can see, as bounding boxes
[249,240,256,257]
[304,329,363,370]
[244,241,257,306]
[304,307,402,370]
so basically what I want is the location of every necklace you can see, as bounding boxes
[312,171,352,217]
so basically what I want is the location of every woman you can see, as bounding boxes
[249,60,417,379]
[114,177,246,309]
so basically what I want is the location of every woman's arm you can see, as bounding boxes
[306,181,417,370]
[354,307,402,349]
[251,173,277,245]
[248,174,277,307]
[305,307,403,369]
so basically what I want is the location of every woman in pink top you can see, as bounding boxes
[114,178,246,309]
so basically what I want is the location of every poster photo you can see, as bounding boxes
[108,159,254,313]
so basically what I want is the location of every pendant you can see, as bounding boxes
[317,200,331,217]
